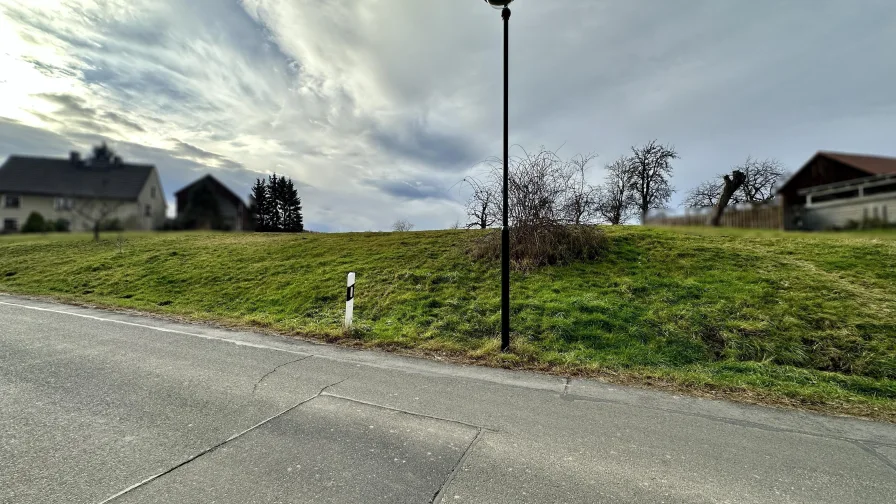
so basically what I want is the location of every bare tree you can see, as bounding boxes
[392,219,414,232]
[69,143,125,242]
[626,140,678,223]
[683,179,725,209]
[465,146,608,268]
[502,148,572,227]
[462,175,499,229]
[685,157,786,209]
[561,153,600,225]
[595,156,637,225]
[739,156,786,203]
[72,195,124,242]
[710,170,747,226]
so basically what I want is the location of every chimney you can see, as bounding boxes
[70,151,81,166]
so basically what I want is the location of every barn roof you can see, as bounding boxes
[175,174,245,208]
[777,151,896,195]
[819,152,896,175]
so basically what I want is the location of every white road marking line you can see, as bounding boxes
[0,300,309,356]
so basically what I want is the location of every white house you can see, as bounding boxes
[0,149,166,233]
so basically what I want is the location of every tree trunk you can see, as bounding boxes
[710,170,747,227]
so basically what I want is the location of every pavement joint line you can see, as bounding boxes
[431,428,485,504]
[96,378,347,504]
[2,297,894,448]
[566,393,896,448]
[851,441,896,473]
[320,392,495,433]
[252,355,315,394]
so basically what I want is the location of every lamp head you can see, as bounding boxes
[484,0,514,8]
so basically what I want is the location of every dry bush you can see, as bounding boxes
[469,224,607,271]
[463,147,608,269]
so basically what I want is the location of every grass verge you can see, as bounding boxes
[1,227,895,420]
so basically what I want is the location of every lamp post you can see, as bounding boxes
[484,0,513,352]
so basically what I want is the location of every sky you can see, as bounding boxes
[1,0,895,231]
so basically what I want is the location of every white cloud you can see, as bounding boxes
[1,0,895,230]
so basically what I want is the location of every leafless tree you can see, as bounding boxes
[683,179,725,209]
[71,196,124,242]
[710,170,747,226]
[684,157,786,210]
[739,156,786,203]
[466,146,607,268]
[392,219,414,232]
[501,148,573,227]
[595,156,637,225]
[69,143,125,242]
[561,153,600,225]
[462,175,499,229]
[626,140,678,223]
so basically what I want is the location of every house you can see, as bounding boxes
[174,175,249,231]
[777,151,896,230]
[0,150,166,233]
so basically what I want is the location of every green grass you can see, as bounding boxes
[2,227,895,419]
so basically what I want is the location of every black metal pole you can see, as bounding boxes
[501,6,511,352]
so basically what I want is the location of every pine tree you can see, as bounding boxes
[283,178,304,232]
[250,173,303,233]
[249,178,268,231]
[267,173,282,231]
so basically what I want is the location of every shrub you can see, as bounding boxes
[21,212,46,233]
[51,219,70,232]
[469,224,607,270]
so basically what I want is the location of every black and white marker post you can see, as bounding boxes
[344,272,355,329]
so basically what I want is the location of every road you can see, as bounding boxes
[1,294,895,503]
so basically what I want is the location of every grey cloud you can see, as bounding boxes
[169,140,245,171]
[36,93,146,133]
[0,118,77,159]
[370,121,482,172]
[362,178,454,203]
[102,111,146,133]
[4,0,896,229]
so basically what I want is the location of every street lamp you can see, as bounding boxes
[483,0,513,352]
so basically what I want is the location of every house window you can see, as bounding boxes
[151,186,156,199]
[4,194,20,208]
[145,204,152,217]
[3,218,17,232]
[54,197,74,210]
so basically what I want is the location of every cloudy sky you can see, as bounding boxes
[1,0,894,231]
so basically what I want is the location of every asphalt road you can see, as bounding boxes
[2,294,895,503]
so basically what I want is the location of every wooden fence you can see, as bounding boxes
[647,204,782,229]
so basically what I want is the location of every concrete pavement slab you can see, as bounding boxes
[2,295,895,503]
[0,302,347,504]
[116,395,479,504]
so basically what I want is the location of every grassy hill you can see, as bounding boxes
[2,227,895,419]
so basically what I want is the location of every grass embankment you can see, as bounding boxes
[1,228,895,420]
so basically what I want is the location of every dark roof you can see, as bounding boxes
[777,151,896,194]
[175,174,245,208]
[817,151,896,175]
[0,155,155,200]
